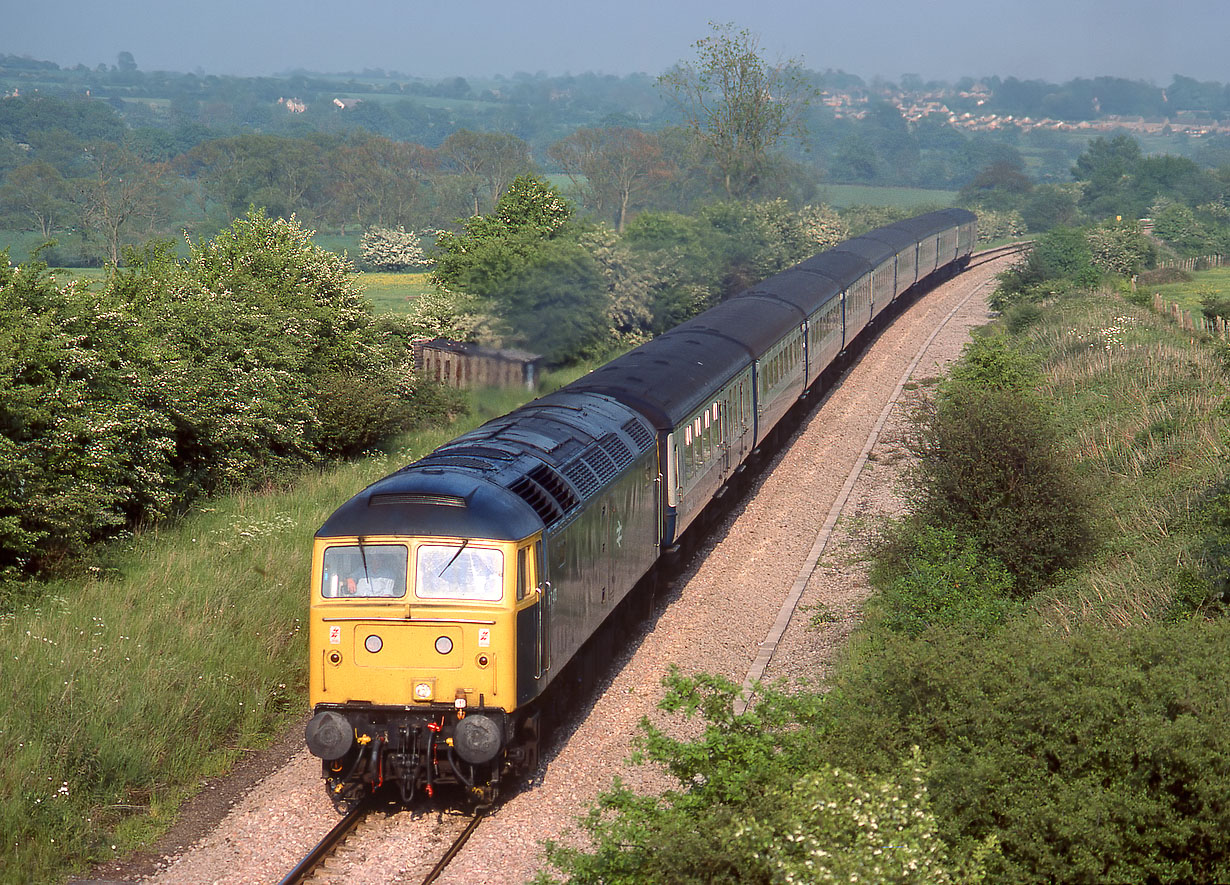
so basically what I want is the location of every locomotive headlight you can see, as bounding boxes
[364,634,383,654]
[413,681,433,700]
[434,636,453,655]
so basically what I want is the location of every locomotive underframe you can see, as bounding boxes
[312,702,539,806]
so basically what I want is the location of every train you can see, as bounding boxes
[304,208,977,804]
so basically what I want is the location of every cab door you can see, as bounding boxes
[515,538,550,705]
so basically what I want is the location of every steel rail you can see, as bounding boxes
[276,800,368,885]
[421,812,485,885]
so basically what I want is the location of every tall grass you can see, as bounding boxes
[1023,296,1230,627]
[0,360,595,883]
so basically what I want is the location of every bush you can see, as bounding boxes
[1190,475,1230,608]
[908,334,1097,593]
[359,226,433,271]
[538,672,996,884]
[820,621,1230,884]
[1200,291,1230,322]
[870,525,1018,636]
[994,226,1102,306]
[0,212,424,579]
[1087,220,1156,277]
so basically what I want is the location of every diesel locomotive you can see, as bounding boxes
[304,209,977,804]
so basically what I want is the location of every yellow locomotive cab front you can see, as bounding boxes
[309,536,521,708]
[306,533,540,802]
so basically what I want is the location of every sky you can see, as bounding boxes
[6,0,1229,86]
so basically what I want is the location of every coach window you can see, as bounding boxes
[321,544,408,598]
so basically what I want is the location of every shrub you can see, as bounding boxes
[538,672,996,884]
[1087,220,1156,277]
[0,212,425,579]
[820,622,1230,884]
[908,334,1097,593]
[971,208,1026,243]
[1199,291,1230,322]
[1190,475,1230,607]
[727,754,996,885]
[994,226,1102,306]
[869,525,1018,636]
[359,226,432,271]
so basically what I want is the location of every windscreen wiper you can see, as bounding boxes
[438,539,469,577]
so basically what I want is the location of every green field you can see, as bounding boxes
[1145,266,1230,312]
[354,271,435,313]
[817,184,959,209]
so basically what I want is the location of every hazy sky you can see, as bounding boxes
[6,0,1228,85]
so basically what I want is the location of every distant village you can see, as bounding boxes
[822,83,1230,137]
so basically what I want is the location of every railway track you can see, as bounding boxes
[968,240,1031,268]
[276,801,484,885]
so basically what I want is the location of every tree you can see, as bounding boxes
[173,134,328,221]
[958,160,1033,211]
[485,238,610,363]
[548,127,671,232]
[1072,134,1142,218]
[658,22,816,198]
[0,161,74,237]
[432,173,574,292]
[74,141,174,264]
[326,136,435,232]
[439,129,534,216]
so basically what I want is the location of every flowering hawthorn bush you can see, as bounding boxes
[0,211,424,578]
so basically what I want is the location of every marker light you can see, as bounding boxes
[435,636,453,655]
[364,634,383,654]
[414,682,433,700]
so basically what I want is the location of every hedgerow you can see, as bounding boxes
[820,621,1230,884]
[0,211,446,580]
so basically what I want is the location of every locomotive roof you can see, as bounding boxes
[317,391,655,538]
[563,326,752,429]
[315,470,544,541]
